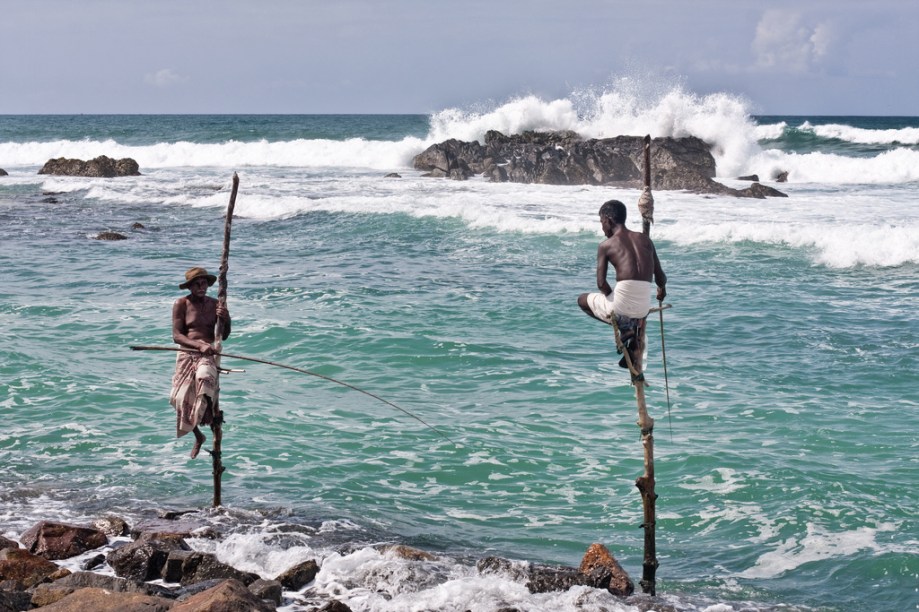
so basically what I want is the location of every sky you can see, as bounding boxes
[1,0,917,116]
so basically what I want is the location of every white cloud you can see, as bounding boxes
[752,10,837,74]
[144,68,185,88]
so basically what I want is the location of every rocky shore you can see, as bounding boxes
[0,515,639,611]
[413,130,787,198]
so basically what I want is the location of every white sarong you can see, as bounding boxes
[585,280,653,322]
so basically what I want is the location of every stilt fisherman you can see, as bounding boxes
[170,267,231,458]
[578,200,666,370]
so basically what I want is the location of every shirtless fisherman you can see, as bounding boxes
[170,267,231,458]
[578,200,666,370]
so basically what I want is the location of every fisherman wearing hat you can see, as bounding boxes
[170,267,231,458]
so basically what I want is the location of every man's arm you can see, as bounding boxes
[596,243,613,296]
[216,300,231,340]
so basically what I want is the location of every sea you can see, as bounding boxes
[1,88,917,611]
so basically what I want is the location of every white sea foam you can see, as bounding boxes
[738,523,896,579]
[805,122,919,145]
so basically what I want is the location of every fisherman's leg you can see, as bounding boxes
[579,292,614,324]
[191,425,206,459]
[617,317,641,369]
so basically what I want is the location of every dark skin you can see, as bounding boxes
[172,276,231,457]
[577,213,667,322]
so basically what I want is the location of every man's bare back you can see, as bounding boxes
[578,200,666,323]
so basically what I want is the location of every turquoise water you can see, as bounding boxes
[1,107,917,611]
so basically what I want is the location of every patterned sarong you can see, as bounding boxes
[169,351,218,437]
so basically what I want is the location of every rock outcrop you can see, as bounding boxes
[38,155,140,177]
[477,542,634,596]
[413,131,786,198]
[20,521,108,561]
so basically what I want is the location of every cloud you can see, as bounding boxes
[752,10,837,74]
[144,68,186,88]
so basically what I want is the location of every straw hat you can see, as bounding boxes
[179,267,217,289]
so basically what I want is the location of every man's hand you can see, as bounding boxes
[656,285,667,302]
[198,341,216,355]
[216,304,230,322]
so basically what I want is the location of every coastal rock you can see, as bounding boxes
[736,182,789,199]
[0,537,18,552]
[92,515,130,538]
[275,558,319,590]
[0,548,61,588]
[413,131,787,198]
[30,571,171,607]
[578,543,634,597]
[318,601,353,612]
[93,231,128,241]
[170,579,275,612]
[0,588,30,612]
[774,169,789,182]
[0,169,7,176]
[738,174,759,182]
[248,578,283,605]
[19,521,107,561]
[132,517,217,539]
[478,550,633,596]
[106,532,190,582]
[375,544,436,561]
[79,554,105,571]
[167,550,259,586]
[31,587,172,612]
[38,155,140,177]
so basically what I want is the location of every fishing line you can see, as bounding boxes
[130,345,457,445]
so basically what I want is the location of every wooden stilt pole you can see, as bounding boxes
[211,172,239,508]
[635,135,659,594]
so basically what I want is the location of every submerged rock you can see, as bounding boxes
[93,231,128,241]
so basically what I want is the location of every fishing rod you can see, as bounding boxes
[130,345,457,445]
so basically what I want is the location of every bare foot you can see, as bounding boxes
[191,432,205,459]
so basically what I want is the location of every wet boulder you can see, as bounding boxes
[170,579,275,612]
[248,578,283,606]
[275,558,319,590]
[19,521,107,561]
[736,182,788,199]
[38,155,140,177]
[0,547,63,588]
[106,532,190,582]
[0,536,18,552]
[414,131,787,198]
[579,543,634,597]
[131,517,218,540]
[92,515,130,538]
[31,587,172,611]
[30,571,173,608]
[162,550,259,586]
[0,169,8,176]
